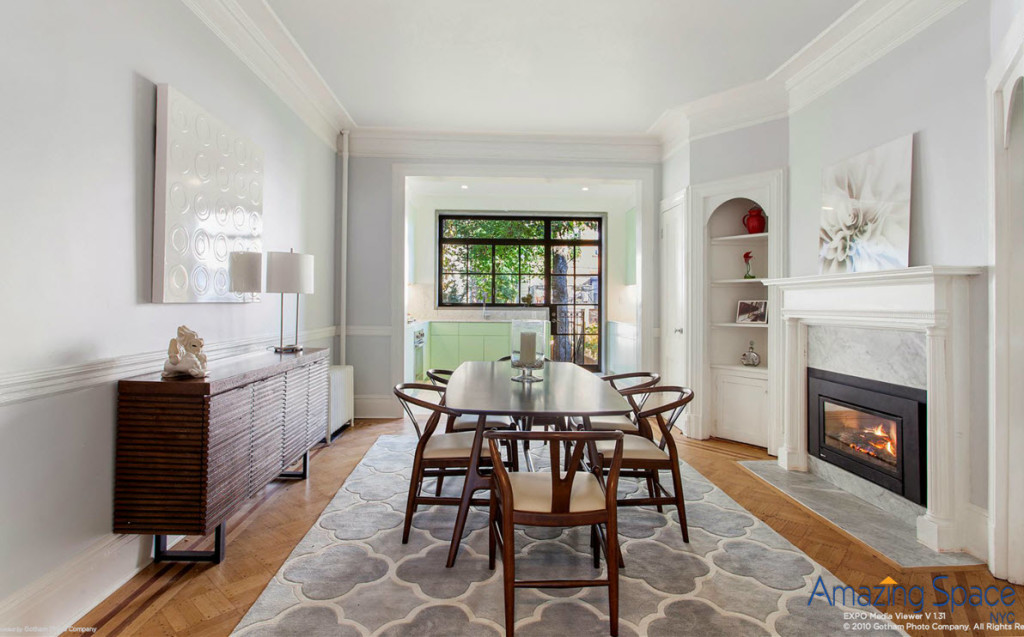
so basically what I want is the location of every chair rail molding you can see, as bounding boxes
[985,7,1024,584]
[0,326,340,408]
[763,266,985,557]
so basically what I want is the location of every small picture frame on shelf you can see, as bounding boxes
[736,300,768,324]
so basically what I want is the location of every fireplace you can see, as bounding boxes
[807,368,926,505]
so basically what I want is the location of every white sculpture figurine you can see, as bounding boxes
[162,325,209,378]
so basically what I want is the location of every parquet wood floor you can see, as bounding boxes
[66,421,1023,637]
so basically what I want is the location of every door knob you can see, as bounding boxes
[674,328,684,334]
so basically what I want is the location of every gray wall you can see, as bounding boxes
[0,0,336,622]
[689,118,789,185]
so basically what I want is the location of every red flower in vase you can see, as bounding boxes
[743,251,753,263]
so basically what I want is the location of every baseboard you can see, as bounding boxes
[0,533,150,634]
[355,394,400,419]
[963,503,990,561]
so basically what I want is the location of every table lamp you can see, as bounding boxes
[229,251,263,302]
[266,249,314,353]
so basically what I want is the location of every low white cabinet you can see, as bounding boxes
[712,366,768,447]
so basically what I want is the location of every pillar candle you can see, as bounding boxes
[520,331,536,365]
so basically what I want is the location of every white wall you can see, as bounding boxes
[0,0,336,628]
[788,0,990,507]
[991,0,1024,56]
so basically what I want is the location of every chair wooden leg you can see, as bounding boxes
[606,520,619,637]
[591,524,600,568]
[403,455,424,544]
[435,469,445,497]
[501,508,516,637]
[647,471,664,513]
[488,491,497,570]
[669,465,689,543]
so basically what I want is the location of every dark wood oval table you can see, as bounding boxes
[441,360,632,566]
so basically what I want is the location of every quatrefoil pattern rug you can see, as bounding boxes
[232,435,905,636]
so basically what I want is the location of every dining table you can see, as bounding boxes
[441,360,633,567]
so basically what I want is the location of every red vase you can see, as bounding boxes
[742,207,766,234]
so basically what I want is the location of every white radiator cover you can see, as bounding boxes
[329,365,355,439]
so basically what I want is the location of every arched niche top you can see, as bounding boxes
[1004,76,1024,148]
[707,196,767,238]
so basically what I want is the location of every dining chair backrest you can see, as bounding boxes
[393,383,458,439]
[484,430,624,514]
[601,372,660,412]
[618,386,694,446]
[426,368,453,386]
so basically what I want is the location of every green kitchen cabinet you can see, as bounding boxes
[429,334,460,370]
[427,321,550,370]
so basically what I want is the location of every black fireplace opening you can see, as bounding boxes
[807,368,926,505]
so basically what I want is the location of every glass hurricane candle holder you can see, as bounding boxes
[510,320,545,383]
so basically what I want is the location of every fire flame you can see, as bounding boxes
[846,423,897,462]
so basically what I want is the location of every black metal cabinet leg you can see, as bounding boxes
[279,450,309,479]
[154,521,226,564]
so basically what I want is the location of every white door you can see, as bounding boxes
[659,202,687,385]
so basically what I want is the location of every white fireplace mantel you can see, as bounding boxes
[762,266,984,553]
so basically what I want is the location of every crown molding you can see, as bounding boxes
[650,0,969,151]
[179,0,355,150]
[783,0,968,113]
[348,128,662,164]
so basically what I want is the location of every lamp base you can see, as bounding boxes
[274,345,304,354]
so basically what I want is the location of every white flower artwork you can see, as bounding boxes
[818,134,912,274]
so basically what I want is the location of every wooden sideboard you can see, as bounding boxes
[114,348,329,562]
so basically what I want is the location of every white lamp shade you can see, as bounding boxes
[266,251,314,294]
[229,251,263,293]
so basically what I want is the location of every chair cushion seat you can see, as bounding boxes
[451,415,512,432]
[423,432,486,459]
[507,472,606,513]
[571,415,637,432]
[595,435,668,461]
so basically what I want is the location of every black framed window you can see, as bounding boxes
[437,213,602,369]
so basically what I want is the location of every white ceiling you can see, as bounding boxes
[265,0,857,135]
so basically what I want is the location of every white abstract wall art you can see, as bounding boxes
[818,134,912,274]
[152,85,264,303]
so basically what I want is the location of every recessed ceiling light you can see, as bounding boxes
[822,206,833,210]
[581,186,589,191]
[461,184,469,190]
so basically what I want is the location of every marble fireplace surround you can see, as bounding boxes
[762,266,983,554]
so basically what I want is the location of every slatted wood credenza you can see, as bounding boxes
[114,348,329,562]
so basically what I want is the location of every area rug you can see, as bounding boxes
[232,435,905,636]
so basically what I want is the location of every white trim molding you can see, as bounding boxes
[763,266,984,555]
[782,0,967,113]
[0,325,339,408]
[179,0,355,148]
[650,0,969,150]
[349,128,662,164]
[683,169,787,451]
[0,533,148,634]
[986,9,1024,584]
